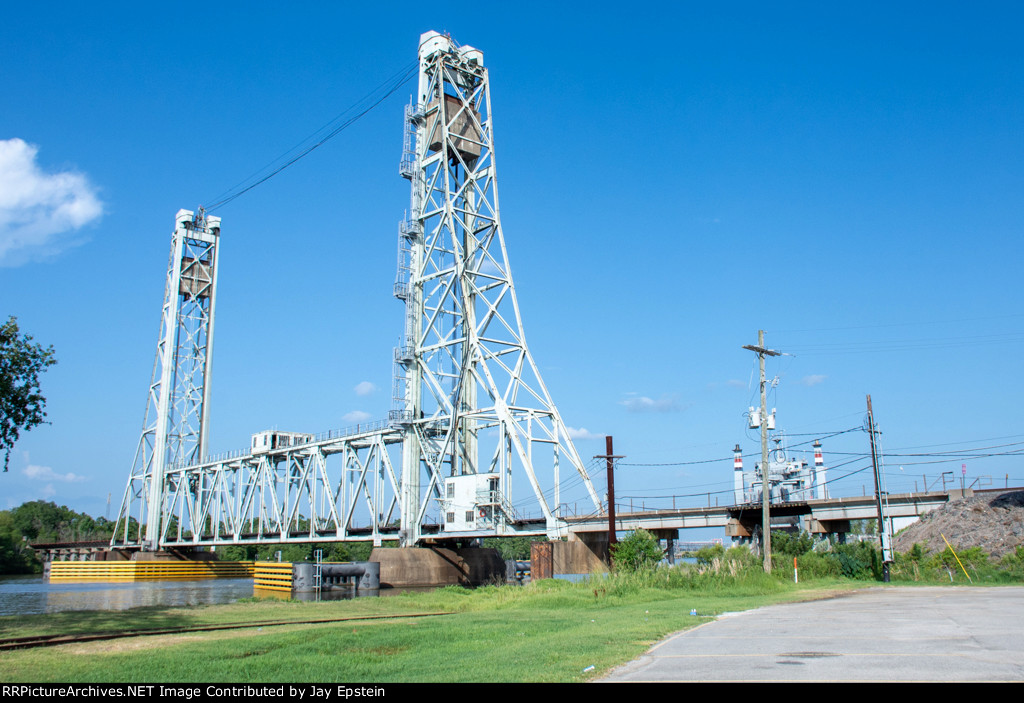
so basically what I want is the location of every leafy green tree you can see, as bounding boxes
[483,536,544,560]
[10,500,116,543]
[771,530,814,557]
[850,519,878,535]
[215,545,259,561]
[834,541,881,579]
[611,529,663,571]
[11,500,71,542]
[322,541,375,562]
[0,511,37,573]
[1,317,57,472]
[695,543,725,566]
[998,546,1024,580]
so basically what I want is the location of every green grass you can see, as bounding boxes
[0,574,860,683]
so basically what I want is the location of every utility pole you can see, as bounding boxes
[743,330,780,573]
[595,436,624,564]
[868,397,892,581]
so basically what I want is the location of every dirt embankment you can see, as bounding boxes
[893,490,1024,558]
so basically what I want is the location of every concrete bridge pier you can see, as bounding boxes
[569,531,610,564]
[648,529,679,564]
[370,547,505,588]
[806,518,851,544]
[726,518,755,548]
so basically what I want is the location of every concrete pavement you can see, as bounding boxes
[600,586,1024,682]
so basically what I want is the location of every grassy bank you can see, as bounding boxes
[0,573,857,683]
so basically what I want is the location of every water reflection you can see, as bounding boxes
[253,587,373,603]
[1,576,471,616]
[0,575,254,616]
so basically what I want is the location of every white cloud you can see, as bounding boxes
[726,379,746,388]
[800,374,827,387]
[566,427,604,441]
[354,381,377,396]
[0,138,103,266]
[22,464,87,483]
[620,394,682,413]
[343,410,372,423]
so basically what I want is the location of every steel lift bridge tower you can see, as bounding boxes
[392,31,601,545]
[112,32,601,551]
[113,209,220,551]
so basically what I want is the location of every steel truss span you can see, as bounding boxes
[113,32,601,550]
[155,427,406,546]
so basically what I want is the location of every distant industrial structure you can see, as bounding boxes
[733,409,828,505]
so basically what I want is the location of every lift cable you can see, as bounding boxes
[204,59,418,213]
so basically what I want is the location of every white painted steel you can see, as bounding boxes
[113,210,220,549]
[393,31,601,545]
[112,32,601,550]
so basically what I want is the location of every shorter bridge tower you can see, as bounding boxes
[113,209,221,550]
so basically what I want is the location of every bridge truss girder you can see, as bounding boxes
[120,426,565,548]
[147,429,403,546]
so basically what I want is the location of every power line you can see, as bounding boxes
[869,452,1024,467]
[779,332,1024,356]
[884,433,1024,451]
[617,459,875,501]
[204,60,418,212]
[619,427,863,467]
[823,440,1024,458]
[773,313,1024,334]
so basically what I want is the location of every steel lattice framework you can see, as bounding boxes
[392,32,600,545]
[141,424,406,547]
[111,32,601,551]
[113,209,221,549]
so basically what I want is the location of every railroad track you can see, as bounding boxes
[0,611,453,651]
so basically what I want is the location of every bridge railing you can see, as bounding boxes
[175,418,400,469]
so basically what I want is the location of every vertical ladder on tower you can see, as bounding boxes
[399,101,422,180]
[313,548,323,601]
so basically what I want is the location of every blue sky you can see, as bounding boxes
[2,2,1022,531]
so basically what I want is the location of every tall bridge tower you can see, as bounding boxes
[113,209,221,549]
[393,32,600,545]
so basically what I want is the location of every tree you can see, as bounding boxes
[483,536,544,560]
[610,529,664,571]
[771,530,814,557]
[0,317,56,472]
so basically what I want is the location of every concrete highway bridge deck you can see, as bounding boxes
[564,487,1018,542]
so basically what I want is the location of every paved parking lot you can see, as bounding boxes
[600,586,1024,682]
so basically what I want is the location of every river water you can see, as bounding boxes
[0,574,255,616]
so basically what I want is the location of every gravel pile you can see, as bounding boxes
[893,490,1024,558]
